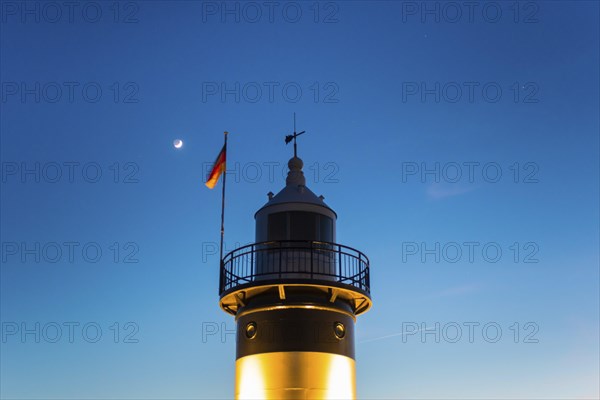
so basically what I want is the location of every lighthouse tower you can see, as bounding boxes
[218,144,371,399]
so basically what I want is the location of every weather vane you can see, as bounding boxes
[285,112,306,158]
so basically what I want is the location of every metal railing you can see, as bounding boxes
[219,240,370,296]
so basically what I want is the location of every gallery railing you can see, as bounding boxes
[219,240,370,297]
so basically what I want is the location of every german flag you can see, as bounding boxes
[205,144,226,189]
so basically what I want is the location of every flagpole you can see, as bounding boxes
[219,131,228,268]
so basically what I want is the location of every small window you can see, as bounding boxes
[267,212,287,241]
[319,215,333,242]
[290,211,317,240]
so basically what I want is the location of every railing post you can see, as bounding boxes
[278,241,282,279]
[219,259,223,295]
[310,241,314,279]
[338,244,342,282]
[358,252,361,287]
[251,244,255,281]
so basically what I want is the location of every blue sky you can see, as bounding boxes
[1,1,598,399]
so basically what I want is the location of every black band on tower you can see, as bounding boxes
[236,308,355,360]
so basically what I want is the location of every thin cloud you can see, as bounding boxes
[434,283,481,298]
[410,283,482,303]
[426,183,474,200]
[359,326,436,344]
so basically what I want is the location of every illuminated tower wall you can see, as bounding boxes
[219,156,371,399]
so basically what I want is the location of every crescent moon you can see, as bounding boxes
[173,139,183,149]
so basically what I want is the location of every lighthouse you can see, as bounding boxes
[218,134,371,399]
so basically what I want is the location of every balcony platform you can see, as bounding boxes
[218,240,372,316]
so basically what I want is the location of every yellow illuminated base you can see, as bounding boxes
[235,351,356,400]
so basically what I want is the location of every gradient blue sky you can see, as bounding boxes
[1,1,599,399]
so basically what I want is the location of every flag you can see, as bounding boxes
[205,144,226,189]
